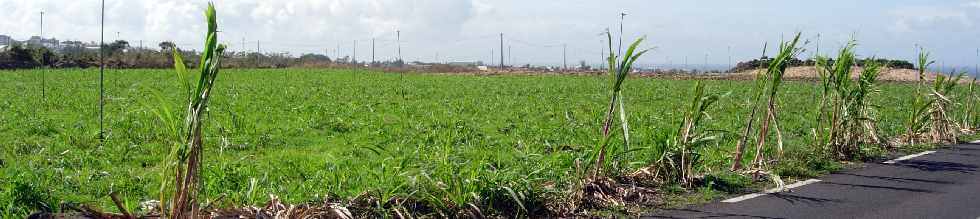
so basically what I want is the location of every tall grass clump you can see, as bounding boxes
[590,31,648,178]
[814,42,883,160]
[156,3,227,218]
[730,33,803,172]
[652,81,724,186]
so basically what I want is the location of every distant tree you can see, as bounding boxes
[578,60,591,70]
[159,41,176,52]
[103,40,129,56]
[298,53,331,64]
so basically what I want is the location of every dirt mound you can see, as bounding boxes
[732,66,939,82]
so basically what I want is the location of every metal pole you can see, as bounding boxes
[619,12,626,57]
[728,46,734,72]
[563,44,567,70]
[499,33,504,69]
[396,30,402,62]
[40,11,45,99]
[371,38,375,64]
[99,0,105,139]
[353,40,357,64]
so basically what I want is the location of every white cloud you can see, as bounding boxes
[888,3,975,33]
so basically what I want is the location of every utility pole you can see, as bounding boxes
[256,40,261,66]
[600,39,605,70]
[815,33,821,57]
[684,56,689,70]
[353,40,357,64]
[396,30,402,62]
[619,12,627,57]
[704,53,708,72]
[508,45,512,67]
[371,38,375,64]
[40,10,45,99]
[563,43,568,70]
[39,11,43,41]
[99,0,105,140]
[499,33,505,69]
[242,38,246,53]
[490,48,494,66]
[728,45,733,72]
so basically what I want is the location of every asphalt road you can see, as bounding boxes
[648,142,980,219]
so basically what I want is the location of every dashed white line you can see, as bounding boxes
[722,179,822,203]
[883,151,935,164]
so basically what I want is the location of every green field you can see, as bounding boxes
[0,68,933,217]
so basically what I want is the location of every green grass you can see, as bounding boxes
[0,68,954,217]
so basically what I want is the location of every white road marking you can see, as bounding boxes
[722,179,821,203]
[970,140,980,144]
[883,151,935,164]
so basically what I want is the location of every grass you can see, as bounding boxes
[0,67,970,217]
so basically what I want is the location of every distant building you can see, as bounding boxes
[27,36,60,49]
[448,61,481,66]
[0,35,10,45]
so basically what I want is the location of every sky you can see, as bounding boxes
[2,0,980,69]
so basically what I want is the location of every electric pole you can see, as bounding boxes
[490,48,493,66]
[508,45,512,67]
[39,11,43,42]
[815,33,821,57]
[619,12,627,57]
[397,30,402,62]
[728,45,733,72]
[353,40,357,64]
[704,53,708,72]
[563,43,567,70]
[499,33,505,69]
[600,39,605,70]
[371,38,375,64]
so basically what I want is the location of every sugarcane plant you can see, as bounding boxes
[158,3,226,218]
[813,41,883,160]
[927,71,965,144]
[902,49,935,145]
[960,77,978,132]
[730,33,803,171]
[591,31,648,178]
[653,81,724,186]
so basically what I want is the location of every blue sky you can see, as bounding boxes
[1,0,979,68]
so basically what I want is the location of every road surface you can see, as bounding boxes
[648,142,980,219]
